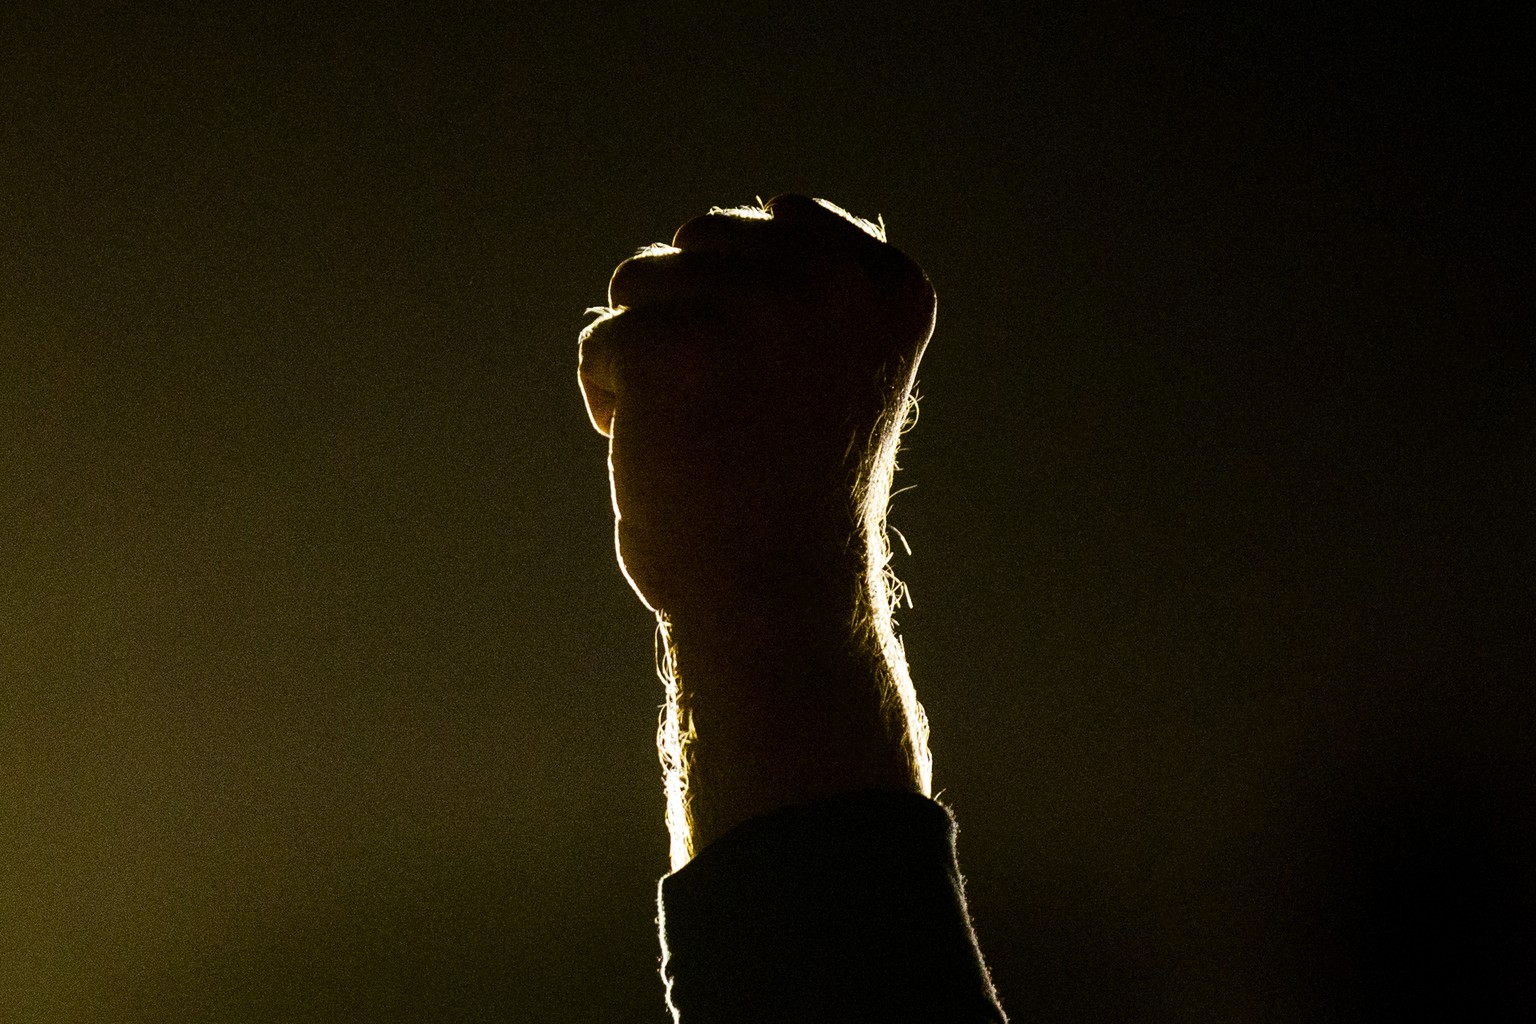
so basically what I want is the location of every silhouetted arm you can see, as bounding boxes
[579,195,1005,1022]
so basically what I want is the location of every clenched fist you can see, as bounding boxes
[578,195,936,619]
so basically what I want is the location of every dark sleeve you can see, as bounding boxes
[656,790,1008,1023]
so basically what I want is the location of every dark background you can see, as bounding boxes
[3,3,1529,1021]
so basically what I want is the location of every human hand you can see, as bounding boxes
[578,195,936,617]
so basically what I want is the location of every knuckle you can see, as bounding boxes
[609,250,739,309]
[606,254,649,307]
[670,210,767,252]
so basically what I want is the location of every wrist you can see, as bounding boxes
[657,557,922,856]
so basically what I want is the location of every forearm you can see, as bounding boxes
[658,619,911,862]
[656,528,930,865]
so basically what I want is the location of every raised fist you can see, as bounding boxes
[578,195,936,617]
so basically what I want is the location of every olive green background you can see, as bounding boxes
[3,3,1529,1021]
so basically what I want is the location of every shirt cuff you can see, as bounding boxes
[657,789,1006,1023]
